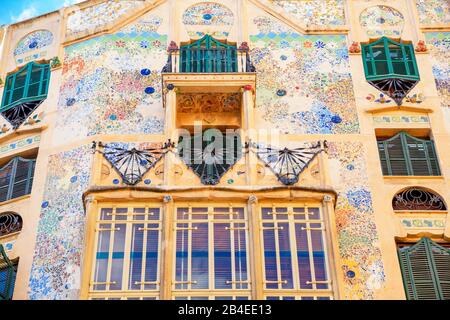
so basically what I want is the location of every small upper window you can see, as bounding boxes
[377,132,440,176]
[1,62,50,127]
[393,187,447,211]
[0,157,36,202]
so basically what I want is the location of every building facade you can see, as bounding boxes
[0,0,449,300]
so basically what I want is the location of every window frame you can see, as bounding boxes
[1,62,51,113]
[377,131,441,177]
[88,205,163,300]
[172,204,251,298]
[0,156,36,203]
[259,203,334,298]
[0,244,18,300]
[361,37,419,81]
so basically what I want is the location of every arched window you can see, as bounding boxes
[377,132,440,176]
[1,62,50,127]
[0,212,23,238]
[398,238,450,300]
[393,187,447,211]
[361,37,419,105]
[0,157,36,202]
[180,35,238,73]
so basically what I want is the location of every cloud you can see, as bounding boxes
[11,5,38,23]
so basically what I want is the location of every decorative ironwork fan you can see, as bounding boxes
[367,78,418,106]
[178,131,242,185]
[252,142,324,185]
[100,143,168,185]
[1,100,44,129]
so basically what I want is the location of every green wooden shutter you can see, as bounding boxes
[0,244,16,300]
[398,238,450,300]
[379,133,408,175]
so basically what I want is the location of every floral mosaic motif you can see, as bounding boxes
[359,5,404,38]
[401,219,446,229]
[0,135,40,156]
[66,0,145,37]
[416,0,450,25]
[250,16,358,134]
[269,0,346,26]
[182,2,234,39]
[372,115,429,124]
[56,15,167,145]
[328,142,385,299]
[28,146,92,300]
[13,30,53,57]
[425,32,450,109]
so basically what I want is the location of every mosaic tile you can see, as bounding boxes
[359,5,404,38]
[269,0,346,26]
[182,2,234,39]
[28,145,92,300]
[66,0,145,38]
[56,15,167,145]
[250,16,359,134]
[425,32,450,109]
[14,30,54,57]
[328,141,385,299]
[416,0,450,25]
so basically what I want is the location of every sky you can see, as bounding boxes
[0,0,84,25]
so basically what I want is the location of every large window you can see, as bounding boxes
[173,205,250,298]
[89,206,162,300]
[0,244,17,300]
[261,205,332,299]
[377,132,441,176]
[362,37,419,81]
[398,238,450,300]
[0,157,36,202]
[1,62,50,112]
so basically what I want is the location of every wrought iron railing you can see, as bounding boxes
[162,42,256,74]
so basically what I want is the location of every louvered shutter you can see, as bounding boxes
[429,242,450,300]
[425,141,441,176]
[398,238,450,300]
[382,134,409,175]
[0,245,16,300]
[0,161,14,202]
[11,158,33,199]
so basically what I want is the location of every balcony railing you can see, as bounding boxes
[162,41,256,74]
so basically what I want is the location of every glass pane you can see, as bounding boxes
[29,68,42,84]
[263,225,278,289]
[214,223,231,289]
[374,61,389,75]
[11,88,25,103]
[392,62,407,75]
[389,47,403,60]
[278,223,293,289]
[372,46,386,60]
[109,223,126,290]
[27,83,40,98]
[144,226,159,290]
[311,225,328,289]
[129,224,144,290]
[191,223,208,289]
[93,224,111,291]
[234,226,248,289]
[296,223,312,289]
[175,224,189,289]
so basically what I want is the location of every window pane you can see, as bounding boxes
[296,223,312,289]
[392,62,407,75]
[311,225,328,289]
[109,223,126,290]
[214,223,231,289]
[374,61,389,75]
[191,223,208,289]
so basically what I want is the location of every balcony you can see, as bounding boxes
[162,35,255,74]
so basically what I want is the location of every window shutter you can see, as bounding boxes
[0,161,14,202]
[384,134,408,175]
[429,242,450,300]
[0,245,16,300]
[11,158,34,199]
[404,135,431,176]
[398,238,450,300]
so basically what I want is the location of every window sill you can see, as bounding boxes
[0,194,31,207]
[383,176,444,181]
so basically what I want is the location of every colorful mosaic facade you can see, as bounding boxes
[269,0,346,26]
[415,0,450,25]
[66,0,145,38]
[359,5,404,38]
[28,146,92,300]
[0,0,448,301]
[250,16,358,134]
[56,15,167,145]
[426,32,450,109]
